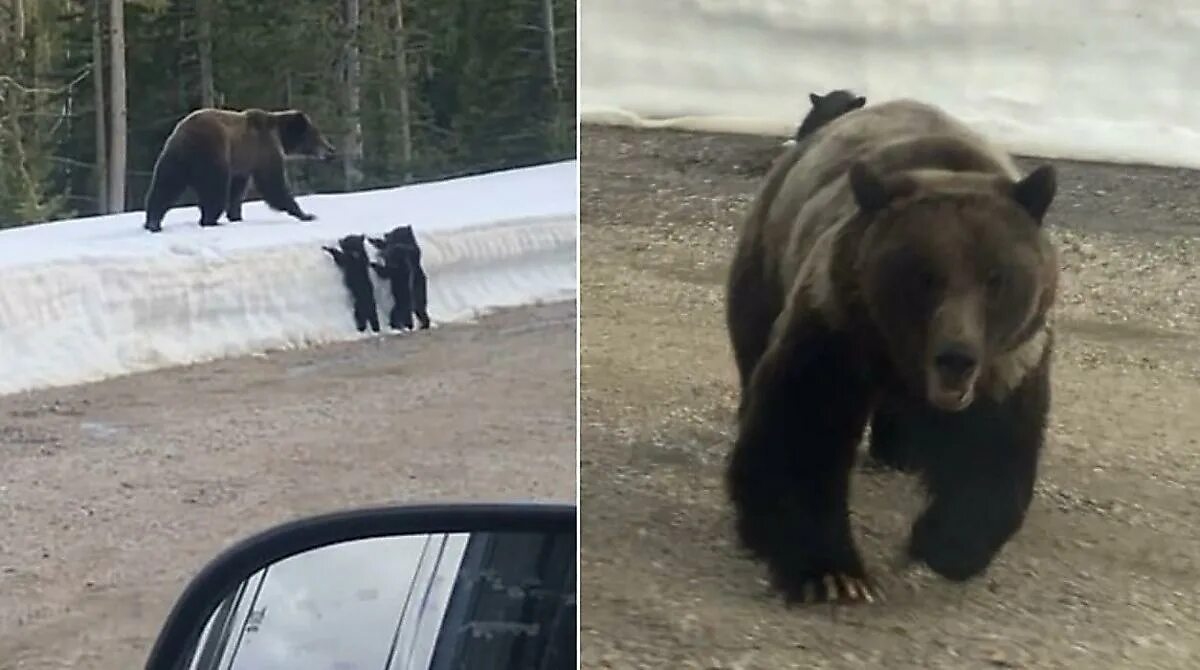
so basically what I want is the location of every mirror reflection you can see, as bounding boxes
[186,530,576,670]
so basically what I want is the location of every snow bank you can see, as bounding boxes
[581,1,1200,169]
[0,161,577,396]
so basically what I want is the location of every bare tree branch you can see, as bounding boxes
[0,69,91,99]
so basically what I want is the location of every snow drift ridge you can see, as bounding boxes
[0,161,578,396]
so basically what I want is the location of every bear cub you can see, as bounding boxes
[369,225,431,331]
[143,108,335,233]
[323,234,380,333]
[793,89,867,142]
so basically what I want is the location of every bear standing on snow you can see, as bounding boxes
[724,99,1059,604]
[369,225,431,331]
[143,108,335,233]
[323,234,380,333]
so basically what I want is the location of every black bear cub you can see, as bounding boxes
[369,225,431,331]
[322,234,380,333]
[793,89,867,142]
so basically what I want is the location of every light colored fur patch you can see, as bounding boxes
[985,325,1050,399]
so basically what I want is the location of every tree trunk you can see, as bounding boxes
[13,0,24,44]
[541,0,558,98]
[393,0,412,180]
[107,0,126,212]
[196,0,214,107]
[92,0,107,213]
[341,0,363,190]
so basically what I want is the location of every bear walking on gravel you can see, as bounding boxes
[143,108,335,233]
[369,225,431,331]
[323,234,380,333]
[724,98,1059,604]
[793,89,867,142]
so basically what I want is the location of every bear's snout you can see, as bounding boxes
[926,342,981,412]
[934,344,978,380]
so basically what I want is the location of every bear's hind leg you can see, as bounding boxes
[194,164,229,227]
[907,354,1050,581]
[411,266,430,329]
[365,298,380,333]
[349,279,378,333]
[351,297,369,332]
[227,175,250,222]
[388,305,412,331]
[393,265,417,330]
[143,155,189,233]
[727,318,878,604]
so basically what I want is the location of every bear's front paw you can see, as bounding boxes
[297,212,317,222]
[908,505,1008,582]
[772,567,884,605]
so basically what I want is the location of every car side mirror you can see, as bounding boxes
[144,502,577,670]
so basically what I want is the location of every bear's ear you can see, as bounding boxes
[848,162,892,213]
[809,92,822,106]
[1011,164,1056,224]
[850,96,867,110]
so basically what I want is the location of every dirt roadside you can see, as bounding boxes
[0,300,577,669]
[580,126,1200,669]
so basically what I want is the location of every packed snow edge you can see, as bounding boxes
[0,162,578,396]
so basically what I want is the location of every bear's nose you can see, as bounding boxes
[934,345,979,379]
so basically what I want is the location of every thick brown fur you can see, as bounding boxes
[143,108,335,233]
[724,99,1059,604]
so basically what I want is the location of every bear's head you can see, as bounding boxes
[808,90,866,117]
[337,234,369,262]
[796,90,866,139]
[848,161,1057,412]
[369,225,418,252]
[385,225,417,247]
[274,110,336,161]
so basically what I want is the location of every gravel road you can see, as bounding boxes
[0,300,576,669]
[580,125,1200,669]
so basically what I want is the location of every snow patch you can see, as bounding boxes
[581,1,1200,169]
[0,161,578,396]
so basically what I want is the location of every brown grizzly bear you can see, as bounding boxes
[142,108,335,233]
[724,99,1059,604]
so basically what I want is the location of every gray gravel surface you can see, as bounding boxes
[0,300,577,670]
[580,125,1200,669]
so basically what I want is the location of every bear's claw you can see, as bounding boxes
[784,572,883,605]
